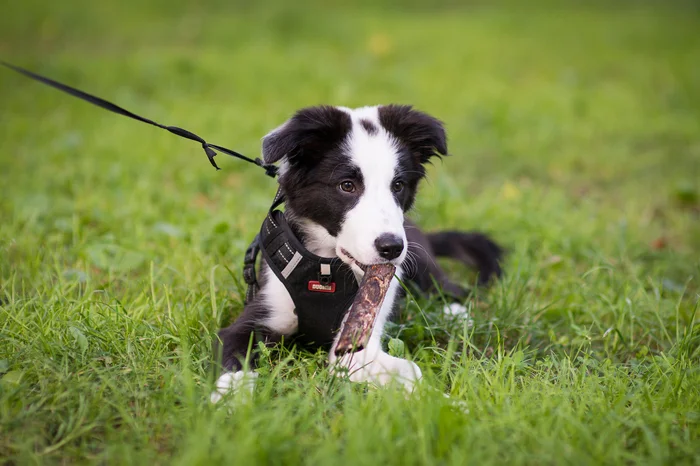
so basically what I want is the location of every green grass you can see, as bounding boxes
[1,0,700,464]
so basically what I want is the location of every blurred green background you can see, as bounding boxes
[1,0,699,463]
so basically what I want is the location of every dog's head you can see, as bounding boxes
[262,105,447,273]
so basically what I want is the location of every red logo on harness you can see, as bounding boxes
[308,281,336,293]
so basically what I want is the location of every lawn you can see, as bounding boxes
[1,0,699,464]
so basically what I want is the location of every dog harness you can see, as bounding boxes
[243,192,359,348]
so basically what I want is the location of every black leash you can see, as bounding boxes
[1,61,278,177]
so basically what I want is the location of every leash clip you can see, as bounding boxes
[255,158,278,178]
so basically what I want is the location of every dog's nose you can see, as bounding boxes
[374,234,404,261]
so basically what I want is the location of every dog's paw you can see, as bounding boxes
[210,371,258,404]
[367,355,422,391]
[333,350,422,392]
[443,303,474,326]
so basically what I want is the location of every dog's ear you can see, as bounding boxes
[378,105,447,163]
[262,106,352,165]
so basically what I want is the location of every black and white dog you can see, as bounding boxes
[211,105,501,402]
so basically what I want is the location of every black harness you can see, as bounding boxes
[243,193,359,348]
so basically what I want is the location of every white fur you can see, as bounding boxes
[210,371,258,403]
[260,265,298,335]
[326,108,421,391]
[297,218,337,258]
[334,106,408,267]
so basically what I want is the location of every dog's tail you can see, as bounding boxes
[427,231,503,286]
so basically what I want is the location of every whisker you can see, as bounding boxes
[402,250,419,277]
[407,240,440,270]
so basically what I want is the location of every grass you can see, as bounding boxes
[1,0,699,464]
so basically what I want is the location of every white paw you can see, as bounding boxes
[210,371,258,404]
[443,303,473,326]
[362,356,421,391]
[332,350,422,392]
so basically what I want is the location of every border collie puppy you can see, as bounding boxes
[211,105,501,402]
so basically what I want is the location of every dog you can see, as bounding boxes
[211,105,502,402]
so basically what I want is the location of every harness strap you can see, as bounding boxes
[242,189,286,305]
[242,235,261,304]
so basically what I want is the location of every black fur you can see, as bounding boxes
[379,105,448,211]
[265,106,357,237]
[214,262,282,371]
[262,106,352,165]
[427,231,503,286]
[359,118,378,135]
[378,104,448,163]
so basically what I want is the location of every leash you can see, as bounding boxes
[1,61,278,177]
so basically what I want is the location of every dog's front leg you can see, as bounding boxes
[329,272,422,391]
[211,266,297,404]
[210,301,287,403]
[210,305,262,404]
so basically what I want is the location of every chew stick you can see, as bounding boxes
[335,263,396,355]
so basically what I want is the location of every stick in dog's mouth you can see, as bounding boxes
[335,262,396,355]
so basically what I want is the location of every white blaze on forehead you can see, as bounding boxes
[338,106,400,189]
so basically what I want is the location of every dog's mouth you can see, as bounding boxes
[338,248,368,272]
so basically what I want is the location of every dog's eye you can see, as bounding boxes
[391,180,405,193]
[339,180,356,193]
